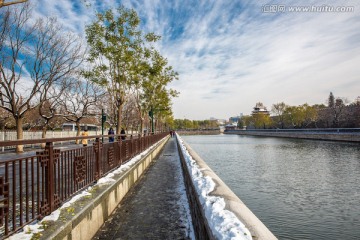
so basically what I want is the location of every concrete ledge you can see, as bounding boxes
[176,130,220,135]
[225,131,360,142]
[177,139,277,240]
[40,136,169,240]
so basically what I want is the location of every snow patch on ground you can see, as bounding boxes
[177,134,252,240]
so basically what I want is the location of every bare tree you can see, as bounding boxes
[38,86,67,147]
[0,107,14,130]
[122,94,140,133]
[59,79,104,143]
[0,4,37,152]
[0,4,85,152]
[330,97,349,127]
[0,0,27,8]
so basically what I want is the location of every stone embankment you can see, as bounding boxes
[177,137,277,239]
[224,129,360,142]
[176,129,220,135]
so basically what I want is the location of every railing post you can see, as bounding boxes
[94,137,102,180]
[130,135,134,158]
[138,134,141,153]
[1,131,4,152]
[47,143,55,213]
[147,132,150,148]
[37,142,60,218]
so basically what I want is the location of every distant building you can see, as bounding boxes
[216,119,226,125]
[224,124,237,131]
[229,116,240,124]
[209,117,226,125]
[252,102,270,115]
[62,123,99,132]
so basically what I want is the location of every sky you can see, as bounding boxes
[28,0,360,120]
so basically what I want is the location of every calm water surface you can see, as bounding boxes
[181,134,360,240]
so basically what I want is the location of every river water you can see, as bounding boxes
[181,134,360,240]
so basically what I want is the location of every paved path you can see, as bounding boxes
[92,137,194,240]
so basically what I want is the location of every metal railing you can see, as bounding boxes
[0,130,100,152]
[0,132,168,239]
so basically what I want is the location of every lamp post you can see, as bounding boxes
[149,107,169,134]
[101,109,106,142]
[149,109,154,134]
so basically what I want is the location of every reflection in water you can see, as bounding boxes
[182,134,360,240]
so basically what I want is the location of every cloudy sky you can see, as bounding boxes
[30,0,360,120]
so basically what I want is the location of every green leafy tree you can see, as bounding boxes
[284,106,303,128]
[252,113,272,129]
[241,115,252,129]
[302,104,318,127]
[137,49,178,133]
[284,104,317,128]
[271,102,288,128]
[183,119,193,129]
[237,118,244,129]
[84,6,159,134]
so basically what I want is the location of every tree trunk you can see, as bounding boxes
[76,121,81,144]
[16,117,24,153]
[116,103,123,135]
[140,117,144,136]
[41,126,47,148]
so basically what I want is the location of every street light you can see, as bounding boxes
[149,107,169,134]
[101,109,106,142]
[149,109,154,134]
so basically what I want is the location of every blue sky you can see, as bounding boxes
[31,0,360,120]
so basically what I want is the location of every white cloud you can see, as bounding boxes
[31,0,360,120]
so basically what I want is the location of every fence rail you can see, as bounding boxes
[0,132,168,239]
[0,131,100,152]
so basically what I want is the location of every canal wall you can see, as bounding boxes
[224,129,360,142]
[39,136,169,240]
[176,129,220,135]
[177,136,277,240]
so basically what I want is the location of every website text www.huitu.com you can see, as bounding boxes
[262,5,355,13]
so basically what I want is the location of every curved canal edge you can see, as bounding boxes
[224,129,360,142]
[176,135,277,240]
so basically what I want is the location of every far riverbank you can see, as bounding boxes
[224,128,360,142]
[176,129,220,135]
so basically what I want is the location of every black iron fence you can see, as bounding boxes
[0,132,168,239]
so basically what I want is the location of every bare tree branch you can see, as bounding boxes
[0,3,86,151]
[0,0,27,8]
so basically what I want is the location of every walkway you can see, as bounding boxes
[92,137,194,240]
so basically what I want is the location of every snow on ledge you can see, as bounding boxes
[177,134,252,240]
